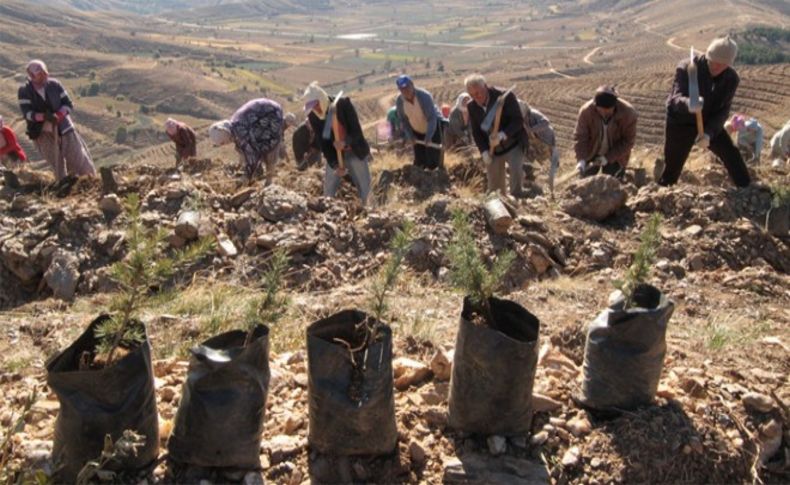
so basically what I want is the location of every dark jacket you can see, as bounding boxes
[467,86,526,156]
[18,78,75,140]
[573,98,638,167]
[168,123,196,161]
[666,54,739,139]
[292,120,319,164]
[308,96,370,169]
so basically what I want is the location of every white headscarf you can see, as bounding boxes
[209,120,233,146]
[455,92,472,113]
[165,118,179,136]
[26,59,49,79]
[0,115,4,129]
[302,81,330,119]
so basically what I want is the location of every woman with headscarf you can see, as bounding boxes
[209,98,294,185]
[17,59,95,180]
[165,118,197,166]
[0,115,28,165]
[445,92,472,151]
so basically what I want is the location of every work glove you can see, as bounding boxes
[576,160,587,175]
[33,113,46,122]
[595,155,608,166]
[489,131,506,149]
[482,151,493,167]
[695,133,710,150]
[55,110,67,124]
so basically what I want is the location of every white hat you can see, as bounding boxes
[26,59,48,77]
[165,118,178,135]
[302,81,329,114]
[209,120,233,146]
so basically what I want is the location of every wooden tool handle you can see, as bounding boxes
[695,111,704,138]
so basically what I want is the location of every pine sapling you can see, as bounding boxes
[446,209,515,324]
[614,212,663,308]
[368,220,415,327]
[243,248,290,346]
[95,193,214,367]
[75,430,146,485]
[770,184,790,209]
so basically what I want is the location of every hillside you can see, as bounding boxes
[0,0,788,484]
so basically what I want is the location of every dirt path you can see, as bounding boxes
[583,46,602,65]
[547,61,575,79]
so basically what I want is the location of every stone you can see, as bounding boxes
[2,238,40,284]
[443,453,549,484]
[99,194,123,215]
[562,175,627,221]
[679,376,707,398]
[242,471,265,485]
[44,250,80,301]
[487,435,507,456]
[175,211,200,241]
[409,439,427,465]
[528,245,553,274]
[509,436,527,448]
[159,418,173,441]
[423,407,448,428]
[688,253,705,271]
[99,166,118,194]
[742,392,774,413]
[257,185,307,222]
[532,393,562,413]
[530,431,549,446]
[393,357,430,390]
[230,187,256,208]
[566,416,591,437]
[758,419,783,464]
[284,415,304,435]
[430,348,453,381]
[216,233,238,257]
[683,225,704,237]
[267,435,306,465]
[561,446,581,467]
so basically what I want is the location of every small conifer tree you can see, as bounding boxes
[614,212,663,308]
[243,248,290,346]
[95,194,213,366]
[446,209,515,324]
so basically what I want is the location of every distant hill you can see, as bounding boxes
[36,0,330,15]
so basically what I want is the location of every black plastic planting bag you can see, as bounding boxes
[168,325,270,469]
[448,296,540,436]
[578,284,675,411]
[307,310,397,456]
[46,315,159,483]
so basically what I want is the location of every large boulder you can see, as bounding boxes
[562,175,627,221]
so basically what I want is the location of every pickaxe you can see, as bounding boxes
[330,90,345,172]
[687,47,704,138]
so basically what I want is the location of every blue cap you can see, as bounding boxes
[396,75,412,89]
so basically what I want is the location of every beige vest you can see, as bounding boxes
[403,97,428,135]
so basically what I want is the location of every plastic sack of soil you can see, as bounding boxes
[578,283,675,411]
[46,315,159,483]
[168,325,270,469]
[307,309,397,456]
[448,296,540,436]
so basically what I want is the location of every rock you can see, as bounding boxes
[266,435,306,465]
[44,250,80,301]
[99,166,118,194]
[1,238,40,285]
[758,419,783,465]
[742,392,774,413]
[530,431,549,446]
[257,185,307,222]
[687,253,705,272]
[532,393,562,413]
[562,175,627,221]
[527,245,553,274]
[561,446,581,467]
[242,471,265,485]
[175,211,200,241]
[99,194,123,215]
[509,436,527,449]
[216,233,238,257]
[487,435,507,456]
[683,225,703,237]
[160,386,176,403]
[430,348,453,381]
[409,439,427,465]
[393,357,430,390]
[679,376,707,398]
[159,418,173,441]
[566,416,591,437]
[230,187,256,208]
[423,407,448,428]
[590,457,602,469]
[284,415,303,435]
[443,453,549,484]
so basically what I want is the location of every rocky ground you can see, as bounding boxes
[0,148,788,484]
